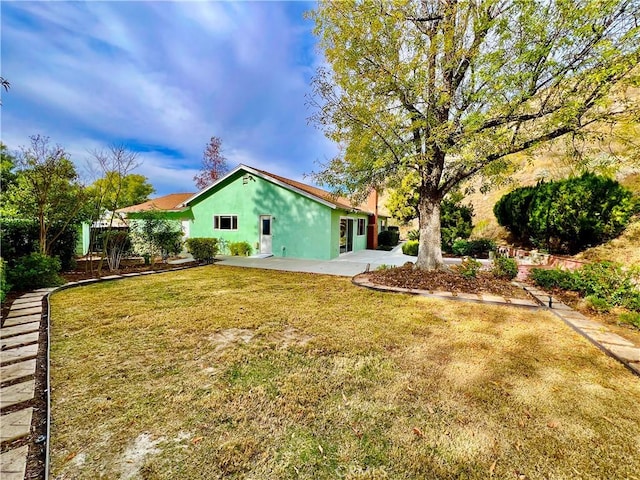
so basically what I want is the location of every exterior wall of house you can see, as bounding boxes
[188,171,334,260]
[329,209,369,258]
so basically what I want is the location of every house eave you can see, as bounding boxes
[181,164,338,210]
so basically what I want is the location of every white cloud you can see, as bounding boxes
[1,1,337,194]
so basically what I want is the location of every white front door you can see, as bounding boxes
[259,215,272,254]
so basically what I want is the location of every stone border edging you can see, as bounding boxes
[521,285,640,377]
[0,263,204,480]
[352,273,541,309]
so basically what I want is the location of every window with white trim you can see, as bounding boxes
[214,215,238,230]
[357,218,366,236]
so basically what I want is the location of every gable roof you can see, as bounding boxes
[182,164,374,214]
[117,193,195,214]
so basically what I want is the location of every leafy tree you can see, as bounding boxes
[309,0,640,269]
[0,143,19,214]
[494,173,637,253]
[86,145,146,273]
[88,172,154,211]
[385,174,421,226]
[193,136,229,190]
[0,218,78,271]
[129,211,183,266]
[4,134,86,255]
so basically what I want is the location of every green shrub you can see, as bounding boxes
[378,229,400,247]
[584,295,612,313]
[407,230,420,241]
[619,312,640,329]
[7,253,64,291]
[452,238,496,258]
[494,172,637,254]
[572,262,635,304]
[529,268,577,290]
[0,218,78,271]
[229,241,252,256]
[458,257,482,279]
[129,212,184,264]
[492,256,518,280]
[531,262,640,312]
[0,258,10,302]
[375,264,392,271]
[186,238,219,263]
[402,240,419,256]
[452,239,470,256]
[440,193,474,253]
[623,294,640,312]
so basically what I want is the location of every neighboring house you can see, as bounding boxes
[78,193,195,256]
[115,165,387,260]
[179,165,385,260]
[117,192,196,237]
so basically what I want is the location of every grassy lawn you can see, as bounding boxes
[49,266,640,479]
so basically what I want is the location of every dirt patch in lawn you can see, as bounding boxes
[208,328,255,352]
[366,264,530,299]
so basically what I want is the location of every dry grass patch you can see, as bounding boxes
[50,266,640,479]
[576,218,640,266]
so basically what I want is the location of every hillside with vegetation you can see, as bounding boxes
[462,107,640,263]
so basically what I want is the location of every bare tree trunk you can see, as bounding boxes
[39,213,47,255]
[416,195,444,270]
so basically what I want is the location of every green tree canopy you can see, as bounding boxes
[310,0,640,269]
[0,143,19,214]
[88,172,154,211]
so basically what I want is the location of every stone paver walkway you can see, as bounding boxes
[352,273,639,377]
[0,289,50,480]
[523,286,640,376]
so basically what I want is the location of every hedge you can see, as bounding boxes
[0,218,78,271]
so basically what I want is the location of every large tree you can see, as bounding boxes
[193,136,230,190]
[310,0,640,269]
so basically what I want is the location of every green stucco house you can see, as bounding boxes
[115,165,385,260]
[180,165,383,260]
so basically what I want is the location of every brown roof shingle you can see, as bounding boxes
[254,169,371,213]
[117,193,195,213]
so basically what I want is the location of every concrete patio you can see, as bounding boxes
[216,244,489,277]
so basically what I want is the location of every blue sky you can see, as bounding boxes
[1,1,337,196]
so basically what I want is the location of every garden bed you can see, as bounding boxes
[366,264,530,299]
[61,258,200,283]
